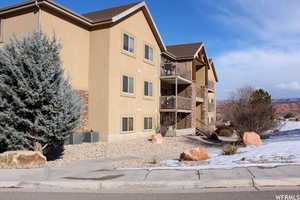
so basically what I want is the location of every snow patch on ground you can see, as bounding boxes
[150,121,300,170]
[279,121,300,132]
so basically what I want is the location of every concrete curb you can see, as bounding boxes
[253,178,300,187]
[0,181,21,188]
[1,178,300,191]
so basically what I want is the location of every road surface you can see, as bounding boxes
[0,187,300,200]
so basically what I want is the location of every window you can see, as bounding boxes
[144,81,153,96]
[144,117,153,130]
[122,75,134,94]
[122,117,134,132]
[144,44,153,61]
[123,33,134,53]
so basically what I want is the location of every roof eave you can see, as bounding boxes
[193,43,204,58]
[0,0,167,52]
[0,0,95,26]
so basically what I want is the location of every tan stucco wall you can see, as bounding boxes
[182,61,192,80]
[41,10,90,91]
[207,67,216,125]
[88,28,111,141]
[107,10,161,140]
[196,66,206,86]
[0,12,39,47]
[208,91,216,125]
[208,67,216,83]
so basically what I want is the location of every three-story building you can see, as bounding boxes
[0,0,218,141]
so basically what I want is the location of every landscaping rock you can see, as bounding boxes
[0,151,47,168]
[180,148,209,161]
[243,132,262,146]
[150,134,163,144]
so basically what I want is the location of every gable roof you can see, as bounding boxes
[166,42,203,60]
[0,0,166,51]
[82,2,142,23]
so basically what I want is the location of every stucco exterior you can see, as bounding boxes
[0,11,39,46]
[41,10,90,91]
[107,10,161,141]
[0,0,218,141]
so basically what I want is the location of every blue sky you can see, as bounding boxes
[1,0,300,99]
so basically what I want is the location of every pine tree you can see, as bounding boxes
[0,32,83,153]
[251,89,272,105]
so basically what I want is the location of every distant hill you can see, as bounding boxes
[217,98,300,115]
[272,98,300,104]
[272,98,300,114]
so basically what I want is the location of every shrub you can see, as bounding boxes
[223,87,279,138]
[284,112,296,119]
[0,32,83,153]
[223,144,238,155]
[217,127,234,137]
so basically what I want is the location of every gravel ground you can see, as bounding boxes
[48,136,220,168]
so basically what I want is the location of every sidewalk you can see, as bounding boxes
[1,159,300,191]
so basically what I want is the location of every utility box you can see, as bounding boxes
[83,131,99,143]
[65,131,100,145]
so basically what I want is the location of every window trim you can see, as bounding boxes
[121,74,135,96]
[121,32,136,57]
[144,43,154,62]
[143,80,153,97]
[121,116,135,133]
[143,116,153,131]
[143,42,155,65]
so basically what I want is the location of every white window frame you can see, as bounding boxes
[144,81,153,97]
[144,117,153,130]
[144,44,153,61]
[122,75,134,94]
[123,33,135,54]
[122,116,134,132]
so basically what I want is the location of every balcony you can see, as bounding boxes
[160,96,192,112]
[207,80,215,92]
[161,62,191,81]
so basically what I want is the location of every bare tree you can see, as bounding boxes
[223,87,279,138]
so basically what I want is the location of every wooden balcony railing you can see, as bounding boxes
[160,96,192,110]
[161,62,191,80]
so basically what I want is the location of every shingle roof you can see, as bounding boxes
[0,0,166,51]
[82,2,142,23]
[166,42,203,60]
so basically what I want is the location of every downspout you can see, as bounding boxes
[35,0,41,31]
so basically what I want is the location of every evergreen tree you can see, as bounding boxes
[251,89,272,105]
[0,32,83,153]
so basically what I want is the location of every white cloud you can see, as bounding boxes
[215,47,300,99]
[206,0,300,99]
[276,82,300,91]
[211,0,300,47]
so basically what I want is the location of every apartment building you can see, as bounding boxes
[0,0,218,141]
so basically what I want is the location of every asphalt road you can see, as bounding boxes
[1,188,300,200]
